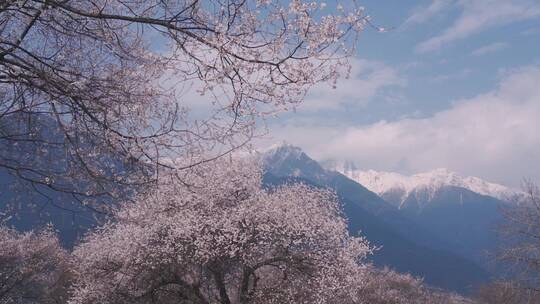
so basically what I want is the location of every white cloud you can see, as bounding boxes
[471,42,509,56]
[266,66,540,186]
[403,0,454,27]
[299,59,404,111]
[430,68,471,83]
[416,0,540,53]
[521,27,540,36]
[158,57,403,116]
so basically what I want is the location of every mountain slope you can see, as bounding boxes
[399,185,503,266]
[325,163,510,272]
[0,114,127,247]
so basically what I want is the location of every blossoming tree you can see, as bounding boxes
[69,159,372,304]
[0,226,71,304]
[0,0,373,208]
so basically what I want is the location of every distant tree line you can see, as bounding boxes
[473,181,540,304]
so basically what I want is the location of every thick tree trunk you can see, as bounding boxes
[210,267,231,304]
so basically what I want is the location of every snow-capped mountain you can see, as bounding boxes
[322,158,514,272]
[325,164,519,205]
[261,142,329,182]
[260,144,490,292]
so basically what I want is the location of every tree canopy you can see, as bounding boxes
[0,0,371,208]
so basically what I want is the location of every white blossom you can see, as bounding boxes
[0,226,72,304]
[70,158,372,304]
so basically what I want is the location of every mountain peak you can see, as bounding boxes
[260,143,327,180]
[261,141,303,159]
[324,162,519,203]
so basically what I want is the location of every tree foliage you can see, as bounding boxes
[0,226,72,304]
[474,280,540,304]
[0,159,477,303]
[354,267,472,304]
[499,181,540,291]
[0,0,371,208]
[69,159,372,303]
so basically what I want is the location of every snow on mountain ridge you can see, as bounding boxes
[259,143,520,203]
[333,166,518,203]
[260,141,303,160]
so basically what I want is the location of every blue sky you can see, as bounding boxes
[260,0,540,187]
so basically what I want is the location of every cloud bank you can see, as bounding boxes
[267,66,540,186]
